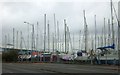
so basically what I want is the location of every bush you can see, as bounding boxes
[2,50,18,62]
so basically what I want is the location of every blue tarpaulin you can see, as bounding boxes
[97,44,115,50]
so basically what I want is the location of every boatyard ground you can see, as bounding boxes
[2,63,119,74]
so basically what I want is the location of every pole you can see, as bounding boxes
[60,35,61,52]
[48,20,50,52]
[104,18,106,46]
[36,22,39,50]
[54,14,57,52]
[53,33,54,53]
[13,28,15,49]
[79,30,81,51]
[57,21,59,52]
[8,33,10,48]
[20,31,23,62]
[5,35,7,50]
[28,24,29,50]
[67,26,69,53]
[43,14,46,62]
[83,10,88,52]
[101,28,104,47]
[111,0,115,45]
[94,15,97,52]
[44,14,46,52]
[108,19,111,47]
[16,31,18,49]
[64,19,67,53]
[73,33,74,52]
[31,24,35,62]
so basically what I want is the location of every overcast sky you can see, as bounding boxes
[0,0,119,51]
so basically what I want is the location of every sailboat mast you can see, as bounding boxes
[64,19,67,53]
[59,35,61,52]
[101,28,104,47]
[67,26,69,53]
[27,23,29,50]
[36,22,39,50]
[20,31,23,62]
[79,30,81,51]
[32,24,35,50]
[83,10,88,51]
[111,0,114,45]
[108,19,111,46]
[52,33,54,53]
[8,34,10,47]
[44,14,46,52]
[16,31,18,49]
[57,21,59,52]
[54,14,57,51]
[73,33,74,52]
[13,28,15,48]
[20,31,22,49]
[94,15,97,52]
[98,36,100,47]
[104,18,106,46]
[5,35,7,49]
[91,36,94,50]
[68,29,72,53]
[48,20,50,52]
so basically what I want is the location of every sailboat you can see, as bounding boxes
[74,10,89,62]
[96,0,119,65]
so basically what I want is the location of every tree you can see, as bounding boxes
[2,50,18,62]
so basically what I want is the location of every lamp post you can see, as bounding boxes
[24,21,35,62]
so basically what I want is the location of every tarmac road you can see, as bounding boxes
[2,63,119,74]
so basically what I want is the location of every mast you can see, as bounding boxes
[7,33,10,48]
[44,14,46,52]
[36,22,39,50]
[16,31,18,49]
[79,30,81,51]
[67,26,69,53]
[108,19,111,46]
[91,35,94,50]
[27,23,29,50]
[94,15,97,52]
[57,21,59,52]
[5,35,7,49]
[104,18,106,46]
[104,18,107,65]
[73,33,74,52]
[81,32,84,50]
[111,0,114,45]
[48,20,50,52]
[67,29,72,53]
[83,10,88,51]
[32,24,35,50]
[13,28,15,49]
[22,36,27,49]
[40,34,43,51]
[54,14,57,51]
[20,31,22,62]
[60,35,61,52]
[64,19,67,53]
[36,22,39,62]
[52,33,54,53]
[101,28,104,47]
[98,36,100,47]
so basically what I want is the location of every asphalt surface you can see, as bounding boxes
[2,63,119,74]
